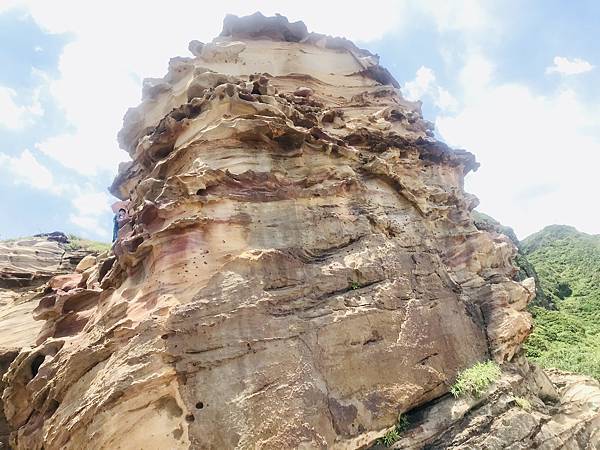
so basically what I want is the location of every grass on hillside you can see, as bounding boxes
[522,225,600,380]
[64,234,111,253]
[450,361,501,398]
[1,233,110,253]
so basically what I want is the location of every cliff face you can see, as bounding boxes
[2,14,538,449]
[0,233,98,449]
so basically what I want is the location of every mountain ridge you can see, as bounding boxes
[521,224,600,380]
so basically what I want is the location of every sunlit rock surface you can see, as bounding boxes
[380,357,600,449]
[0,233,96,449]
[2,13,545,449]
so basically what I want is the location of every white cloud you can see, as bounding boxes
[436,54,600,238]
[4,0,499,178]
[0,0,20,14]
[68,189,112,239]
[419,0,490,32]
[68,214,106,238]
[0,149,61,193]
[0,86,43,130]
[546,56,594,75]
[403,66,458,111]
[71,190,111,218]
[459,54,493,97]
[0,148,112,239]
[21,0,588,241]
[36,131,124,176]
[5,0,408,176]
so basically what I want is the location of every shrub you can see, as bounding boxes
[377,428,400,447]
[376,414,410,447]
[350,281,360,290]
[450,361,501,398]
[396,414,410,433]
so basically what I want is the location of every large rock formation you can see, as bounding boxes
[0,233,99,449]
[375,356,600,449]
[1,13,561,449]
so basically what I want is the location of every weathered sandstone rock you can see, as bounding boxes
[0,233,98,449]
[0,233,88,289]
[0,233,97,354]
[3,13,546,449]
[378,357,600,449]
[75,255,97,273]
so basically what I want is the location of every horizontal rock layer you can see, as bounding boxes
[0,233,97,449]
[382,357,600,449]
[3,14,536,450]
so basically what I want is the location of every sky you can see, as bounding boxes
[0,0,598,241]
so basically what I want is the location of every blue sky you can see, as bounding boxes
[0,1,598,241]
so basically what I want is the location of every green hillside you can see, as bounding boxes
[64,234,111,253]
[522,225,600,379]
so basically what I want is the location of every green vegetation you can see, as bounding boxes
[395,414,410,433]
[350,281,360,290]
[1,233,110,253]
[376,415,410,447]
[471,215,600,379]
[64,234,111,253]
[512,396,532,411]
[522,225,600,380]
[377,428,400,447]
[450,361,501,398]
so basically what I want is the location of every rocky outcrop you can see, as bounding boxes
[0,232,90,289]
[0,233,99,449]
[2,14,545,449]
[379,357,600,449]
[472,211,553,309]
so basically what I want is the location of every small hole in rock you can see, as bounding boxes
[185,413,195,422]
[195,401,204,409]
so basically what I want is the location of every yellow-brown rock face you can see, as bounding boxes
[0,233,97,449]
[2,13,535,449]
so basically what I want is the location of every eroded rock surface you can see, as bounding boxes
[3,14,541,449]
[0,233,98,449]
[381,358,600,450]
[0,232,89,289]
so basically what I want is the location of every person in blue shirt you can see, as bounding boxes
[112,208,127,242]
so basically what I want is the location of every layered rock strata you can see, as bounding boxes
[3,13,537,449]
[0,233,97,449]
[0,232,90,289]
[377,357,600,449]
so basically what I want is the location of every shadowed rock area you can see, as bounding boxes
[1,13,598,450]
